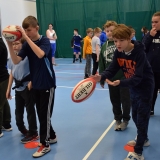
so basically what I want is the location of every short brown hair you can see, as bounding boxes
[128,26,135,33]
[86,28,93,34]
[153,11,160,17]
[112,24,132,40]
[94,27,102,33]
[104,21,117,28]
[22,16,39,29]
[19,38,26,44]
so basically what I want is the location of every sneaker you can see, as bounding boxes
[0,132,3,138]
[150,111,154,116]
[124,152,144,160]
[20,129,29,136]
[2,126,12,131]
[21,133,39,144]
[114,120,121,131]
[49,137,57,144]
[33,145,51,158]
[39,137,57,146]
[127,139,150,147]
[120,120,129,131]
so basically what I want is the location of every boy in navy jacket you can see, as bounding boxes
[92,24,154,160]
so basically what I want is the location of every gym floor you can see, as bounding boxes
[1,58,160,160]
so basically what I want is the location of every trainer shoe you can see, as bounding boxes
[124,152,144,160]
[20,128,29,136]
[114,120,121,131]
[127,139,150,147]
[33,145,51,158]
[120,120,129,131]
[0,132,3,138]
[21,133,39,144]
[2,126,12,131]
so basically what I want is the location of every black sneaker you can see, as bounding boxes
[150,111,154,116]
[2,125,12,131]
[21,133,39,143]
[20,128,29,136]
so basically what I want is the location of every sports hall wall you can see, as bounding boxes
[0,0,36,57]
[36,0,160,58]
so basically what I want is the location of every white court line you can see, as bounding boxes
[56,64,85,65]
[55,72,84,74]
[57,86,109,91]
[82,120,116,160]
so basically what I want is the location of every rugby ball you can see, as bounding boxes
[71,78,96,103]
[2,25,22,42]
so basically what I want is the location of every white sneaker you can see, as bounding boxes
[0,132,3,138]
[2,126,12,131]
[127,139,150,147]
[120,121,129,131]
[33,145,51,158]
[114,120,121,131]
[49,137,57,144]
[125,152,144,160]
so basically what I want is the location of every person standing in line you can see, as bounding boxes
[46,23,57,66]
[83,28,93,79]
[143,11,160,116]
[91,27,102,75]
[0,37,12,138]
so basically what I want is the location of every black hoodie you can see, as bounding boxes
[100,41,154,92]
[143,31,160,72]
[0,37,9,82]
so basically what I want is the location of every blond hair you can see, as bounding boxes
[104,21,117,28]
[22,16,39,29]
[112,24,132,40]
[94,27,102,33]
[86,28,93,34]
[153,11,160,17]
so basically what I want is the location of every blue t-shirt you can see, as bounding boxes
[8,57,30,91]
[100,31,107,46]
[18,36,56,90]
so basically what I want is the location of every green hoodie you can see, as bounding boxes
[99,40,124,85]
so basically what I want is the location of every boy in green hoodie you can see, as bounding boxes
[99,21,131,131]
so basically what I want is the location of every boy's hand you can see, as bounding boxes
[6,41,13,46]
[6,89,12,100]
[96,57,99,62]
[106,79,120,86]
[27,81,32,90]
[16,26,28,39]
[150,28,157,37]
[90,74,101,82]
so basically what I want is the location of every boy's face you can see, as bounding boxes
[95,32,101,37]
[113,38,131,52]
[152,16,160,31]
[74,30,78,35]
[24,26,39,40]
[12,40,22,53]
[49,24,53,29]
[106,26,116,40]
[88,32,93,38]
